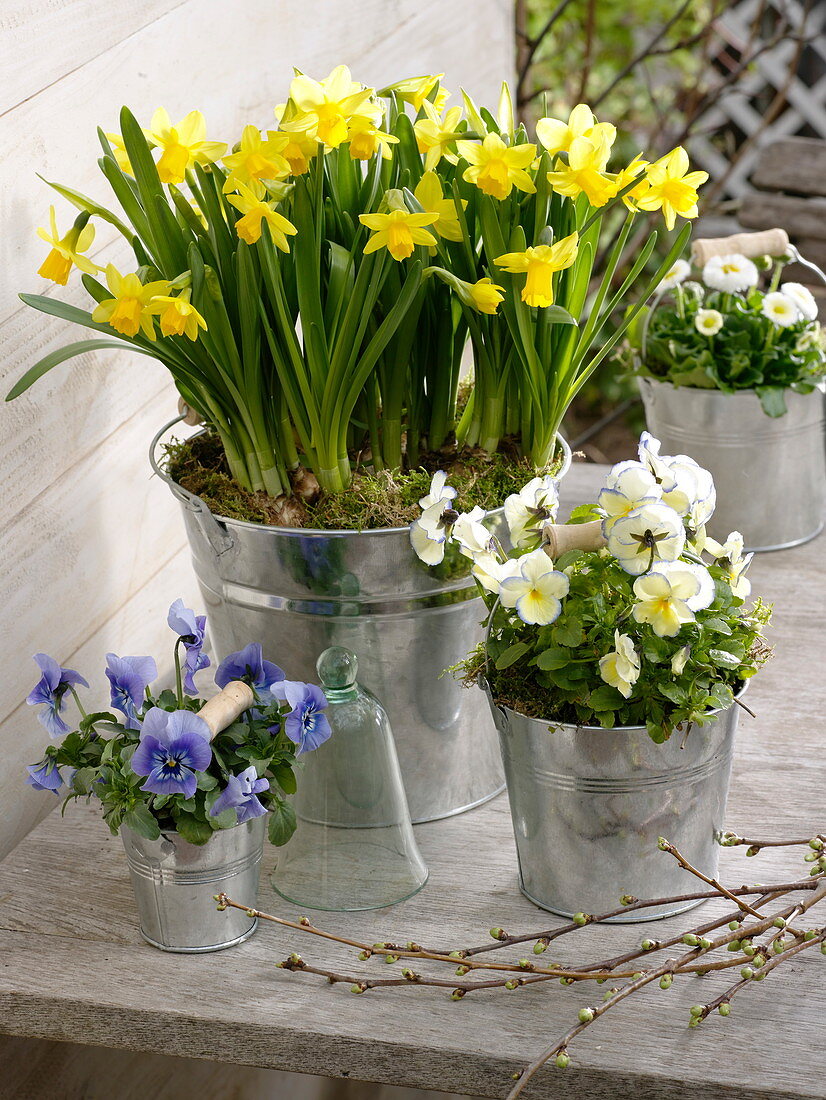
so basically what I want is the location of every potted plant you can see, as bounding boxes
[23,598,331,951]
[411,433,771,918]
[621,230,826,551]
[8,69,703,821]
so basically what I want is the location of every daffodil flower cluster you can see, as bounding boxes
[413,432,770,743]
[15,68,705,503]
[625,250,826,417]
[23,599,331,848]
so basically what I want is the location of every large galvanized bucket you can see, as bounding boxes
[151,418,572,823]
[638,377,826,551]
[121,816,265,952]
[483,679,741,921]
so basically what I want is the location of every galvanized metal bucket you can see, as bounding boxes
[638,377,826,552]
[151,418,571,823]
[483,679,741,921]
[121,816,266,952]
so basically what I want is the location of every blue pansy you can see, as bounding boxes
[274,680,332,754]
[105,654,157,730]
[215,643,284,702]
[210,765,269,824]
[26,653,89,738]
[167,598,210,695]
[130,708,212,798]
[26,758,64,793]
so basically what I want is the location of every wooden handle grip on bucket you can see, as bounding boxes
[542,520,606,559]
[691,229,790,266]
[198,681,255,741]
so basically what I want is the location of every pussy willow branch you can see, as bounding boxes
[217,835,826,1099]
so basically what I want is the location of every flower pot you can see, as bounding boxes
[638,377,826,551]
[121,816,266,952]
[482,678,741,921]
[152,418,571,823]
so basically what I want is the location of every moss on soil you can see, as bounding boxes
[164,431,555,531]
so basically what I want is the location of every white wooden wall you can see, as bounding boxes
[0,2,514,857]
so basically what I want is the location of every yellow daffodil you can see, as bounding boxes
[222,125,290,194]
[36,208,98,285]
[359,204,439,261]
[494,232,579,308]
[635,147,708,231]
[467,278,505,314]
[546,132,619,207]
[147,108,227,185]
[612,154,650,211]
[413,172,465,242]
[105,132,133,176]
[536,103,615,157]
[147,288,207,340]
[382,74,448,113]
[226,182,297,249]
[273,129,319,175]
[456,132,536,200]
[347,117,399,161]
[91,264,170,340]
[282,65,375,148]
[414,101,464,171]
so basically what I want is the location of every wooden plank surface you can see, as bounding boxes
[1,462,824,1100]
[751,137,826,197]
[739,192,826,241]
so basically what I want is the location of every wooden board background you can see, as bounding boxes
[0,0,515,858]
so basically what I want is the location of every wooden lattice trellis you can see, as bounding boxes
[689,0,826,203]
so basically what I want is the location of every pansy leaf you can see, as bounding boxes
[495,641,532,670]
[271,762,298,795]
[174,813,213,845]
[123,803,161,841]
[268,798,297,846]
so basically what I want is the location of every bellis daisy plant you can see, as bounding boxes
[10,68,703,518]
[23,600,331,846]
[621,249,826,416]
[412,432,771,744]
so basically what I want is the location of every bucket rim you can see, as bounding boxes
[480,674,746,735]
[150,417,572,538]
[637,375,825,402]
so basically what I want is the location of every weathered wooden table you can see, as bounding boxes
[1,463,824,1100]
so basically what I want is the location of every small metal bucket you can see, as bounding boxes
[638,377,826,551]
[483,679,741,921]
[121,816,266,952]
[150,418,571,823]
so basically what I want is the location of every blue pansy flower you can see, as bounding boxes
[167,598,210,695]
[130,708,212,798]
[210,765,269,824]
[26,758,64,793]
[105,654,157,730]
[274,681,332,754]
[215,643,284,702]
[26,653,89,737]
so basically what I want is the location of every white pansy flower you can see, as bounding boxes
[598,630,641,699]
[607,503,686,576]
[409,496,458,565]
[781,282,818,322]
[498,549,569,626]
[418,469,456,510]
[452,506,491,559]
[471,552,521,595]
[702,253,759,293]
[705,531,753,599]
[654,560,715,612]
[503,475,560,549]
[597,460,662,535]
[663,455,716,526]
[637,432,679,493]
[632,570,701,637]
[761,291,799,327]
[682,280,705,302]
[695,308,723,336]
[671,645,691,675]
[658,259,691,292]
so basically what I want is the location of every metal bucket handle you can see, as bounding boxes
[149,413,234,558]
